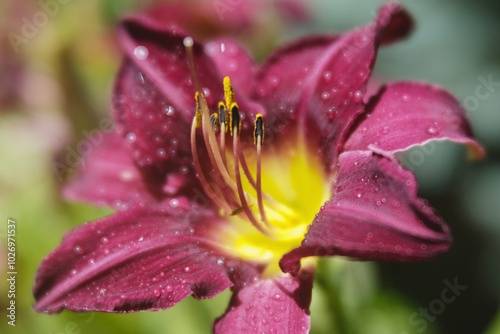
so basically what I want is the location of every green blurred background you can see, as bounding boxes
[0,0,499,333]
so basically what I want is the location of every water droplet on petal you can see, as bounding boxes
[321,91,330,100]
[156,148,167,158]
[126,132,136,143]
[134,46,149,60]
[101,236,109,244]
[426,127,439,135]
[164,105,175,116]
[169,198,179,208]
[70,269,78,275]
[216,258,225,265]
[357,193,362,198]
[184,266,191,273]
[353,90,363,103]
[73,245,83,254]
[322,71,332,82]
[402,94,410,102]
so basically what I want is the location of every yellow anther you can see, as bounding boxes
[254,113,264,146]
[223,76,234,108]
[229,102,241,136]
[194,92,202,128]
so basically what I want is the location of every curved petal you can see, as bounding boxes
[255,3,413,163]
[113,15,224,175]
[33,205,257,313]
[280,151,451,274]
[214,274,312,334]
[343,82,485,158]
[62,133,159,209]
[205,38,257,98]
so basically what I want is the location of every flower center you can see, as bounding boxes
[184,38,329,276]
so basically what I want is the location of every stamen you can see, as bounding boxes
[210,113,218,131]
[218,102,227,166]
[254,113,268,225]
[229,102,241,137]
[190,116,231,212]
[232,112,271,236]
[218,102,228,133]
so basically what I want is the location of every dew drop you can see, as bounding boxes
[426,127,439,135]
[101,236,109,244]
[272,293,283,301]
[357,193,362,198]
[138,236,144,242]
[70,269,78,275]
[165,285,173,292]
[169,198,179,208]
[184,266,191,273]
[382,125,390,134]
[126,132,136,143]
[322,71,332,82]
[134,46,149,60]
[216,258,225,265]
[164,105,175,116]
[353,90,363,103]
[402,94,410,102]
[73,245,83,254]
[156,148,167,158]
[202,87,211,97]
[321,91,330,100]
[421,244,427,251]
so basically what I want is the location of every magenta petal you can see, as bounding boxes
[280,151,451,274]
[344,82,485,158]
[256,3,413,160]
[34,206,239,313]
[62,133,158,209]
[205,38,257,98]
[113,15,223,174]
[214,274,312,334]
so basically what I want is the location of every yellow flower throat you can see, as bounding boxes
[184,38,329,276]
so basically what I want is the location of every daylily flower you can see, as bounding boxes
[34,3,484,333]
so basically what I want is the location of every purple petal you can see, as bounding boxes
[255,3,413,160]
[34,205,256,313]
[205,38,257,98]
[344,82,485,158]
[280,151,451,274]
[62,133,159,209]
[113,15,223,175]
[214,274,312,334]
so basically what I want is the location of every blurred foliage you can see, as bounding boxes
[1,0,499,333]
